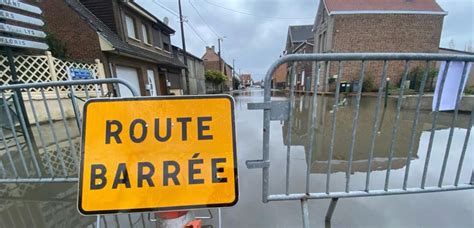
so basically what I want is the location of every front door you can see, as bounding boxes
[158,71,168,95]
[147,69,157,96]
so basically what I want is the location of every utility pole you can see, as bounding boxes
[232,59,235,78]
[232,59,235,90]
[178,0,190,94]
[218,37,223,73]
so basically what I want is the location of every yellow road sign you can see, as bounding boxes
[78,96,238,215]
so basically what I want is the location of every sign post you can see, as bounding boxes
[78,96,238,215]
[66,67,98,129]
[1,1,49,176]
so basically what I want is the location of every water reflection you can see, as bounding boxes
[0,120,80,179]
[283,95,471,174]
[0,182,162,228]
[0,183,93,227]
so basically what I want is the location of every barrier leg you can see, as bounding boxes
[325,198,339,222]
[471,171,473,184]
[301,199,310,228]
[95,215,100,228]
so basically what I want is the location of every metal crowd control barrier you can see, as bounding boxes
[246,53,474,227]
[0,182,157,227]
[0,79,138,184]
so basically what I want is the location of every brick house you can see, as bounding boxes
[313,0,446,91]
[202,46,233,91]
[27,0,186,96]
[239,74,253,87]
[273,25,314,91]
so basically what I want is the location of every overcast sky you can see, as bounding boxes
[136,0,474,81]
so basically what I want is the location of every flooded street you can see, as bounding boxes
[1,88,473,227]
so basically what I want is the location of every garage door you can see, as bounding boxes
[116,66,141,97]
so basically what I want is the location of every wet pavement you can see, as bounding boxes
[0,88,473,227]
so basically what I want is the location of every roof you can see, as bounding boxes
[128,0,175,34]
[172,45,203,62]
[65,0,185,68]
[293,40,314,53]
[240,74,252,80]
[324,0,446,14]
[289,25,314,43]
[439,47,474,55]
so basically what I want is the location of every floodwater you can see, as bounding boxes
[0,88,473,227]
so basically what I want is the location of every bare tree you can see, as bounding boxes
[448,39,455,49]
[465,40,473,52]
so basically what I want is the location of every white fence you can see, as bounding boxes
[1,51,107,122]
[0,51,105,92]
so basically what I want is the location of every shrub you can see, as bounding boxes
[408,66,438,91]
[205,70,227,85]
[362,76,375,92]
[233,76,240,89]
[45,32,68,58]
[465,86,474,95]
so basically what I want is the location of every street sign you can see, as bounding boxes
[0,23,46,38]
[0,9,44,26]
[0,0,42,14]
[0,36,48,50]
[78,96,238,215]
[68,67,94,80]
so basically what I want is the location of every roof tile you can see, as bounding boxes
[289,25,313,43]
[65,0,185,68]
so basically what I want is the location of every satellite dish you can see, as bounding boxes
[163,17,169,25]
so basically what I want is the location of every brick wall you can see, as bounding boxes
[330,14,444,87]
[25,0,104,62]
[273,63,288,84]
[204,61,220,72]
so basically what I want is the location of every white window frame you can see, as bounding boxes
[125,15,137,39]
[141,23,150,44]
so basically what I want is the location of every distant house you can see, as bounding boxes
[313,0,446,91]
[29,0,186,96]
[240,74,253,87]
[273,25,314,91]
[273,63,289,89]
[202,46,233,91]
[172,45,206,95]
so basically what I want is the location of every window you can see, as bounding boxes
[322,31,327,52]
[163,42,170,52]
[318,34,323,52]
[153,29,163,49]
[141,23,150,44]
[125,15,137,39]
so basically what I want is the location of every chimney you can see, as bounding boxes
[206,46,216,52]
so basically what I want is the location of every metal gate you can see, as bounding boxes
[247,53,474,227]
[0,79,138,184]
